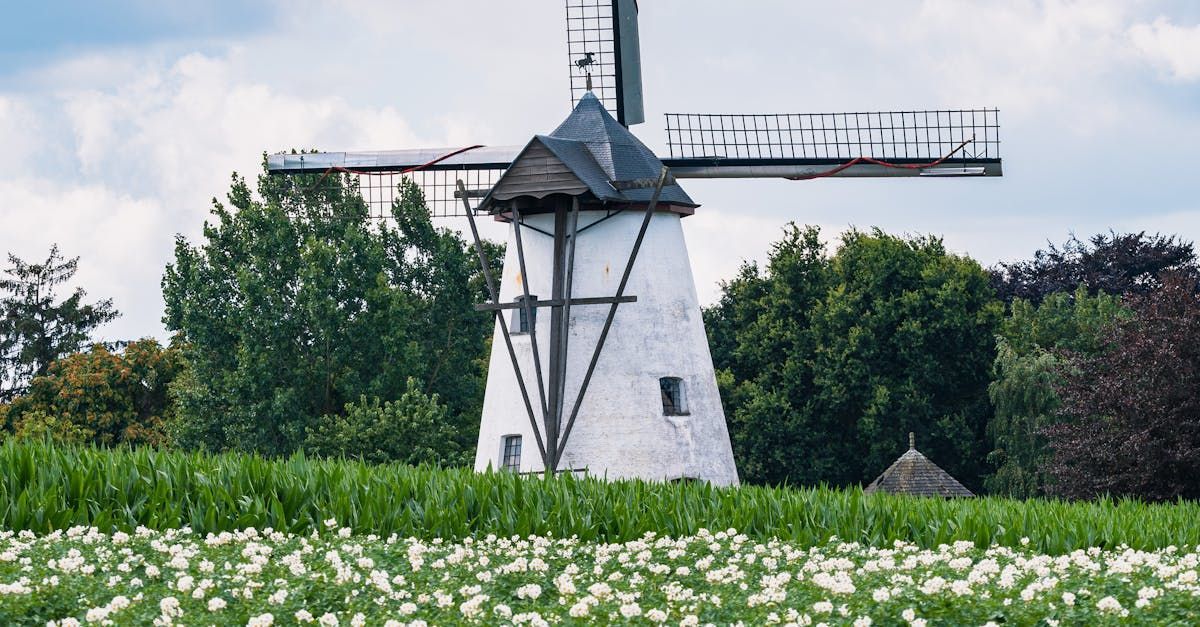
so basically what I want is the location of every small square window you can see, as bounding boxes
[660,377,687,415]
[501,435,522,472]
[512,295,537,333]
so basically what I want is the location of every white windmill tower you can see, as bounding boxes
[267,0,1002,484]
[469,92,737,483]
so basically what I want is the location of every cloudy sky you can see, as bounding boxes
[1,1,1199,342]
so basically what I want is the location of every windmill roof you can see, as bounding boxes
[483,92,696,210]
[536,135,625,203]
[864,442,974,498]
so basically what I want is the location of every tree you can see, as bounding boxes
[984,287,1126,498]
[991,231,1196,304]
[303,378,468,466]
[3,339,183,446]
[706,225,1002,488]
[0,246,118,401]
[162,162,498,461]
[1043,273,1200,501]
[705,226,833,486]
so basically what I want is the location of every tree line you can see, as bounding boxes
[705,226,1200,500]
[2,160,1199,501]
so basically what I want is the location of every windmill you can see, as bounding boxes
[267,0,1002,484]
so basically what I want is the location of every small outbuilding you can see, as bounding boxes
[864,433,974,497]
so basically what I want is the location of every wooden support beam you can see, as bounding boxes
[474,296,637,311]
[457,180,549,468]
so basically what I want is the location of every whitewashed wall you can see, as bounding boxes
[473,209,739,486]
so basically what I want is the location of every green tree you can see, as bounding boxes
[707,226,1001,488]
[984,287,1126,497]
[0,246,118,401]
[3,339,183,446]
[162,163,498,460]
[705,225,833,485]
[303,378,467,466]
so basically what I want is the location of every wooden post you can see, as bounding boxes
[544,206,569,473]
[553,197,581,472]
[457,180,549,468]
[511,206,551,431]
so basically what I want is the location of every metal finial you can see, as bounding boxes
[908,432,915,449]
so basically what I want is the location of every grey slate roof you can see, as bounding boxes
[483,92,696,209]
[864,434,975,498]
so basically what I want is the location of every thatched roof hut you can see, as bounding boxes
[864,433,974,497]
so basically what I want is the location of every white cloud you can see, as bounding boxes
[0,178,168,342]
[0,48,457,341]
[1130,16,1200,81]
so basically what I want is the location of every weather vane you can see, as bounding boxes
[575,51,596,90]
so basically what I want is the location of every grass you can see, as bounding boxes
[0,438,1197,553]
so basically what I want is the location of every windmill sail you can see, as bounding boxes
[566,0,644,126]
[663,109,1002,179]
[265,107,1000,217]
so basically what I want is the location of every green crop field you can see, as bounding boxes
[3,440,1200,625]
[1,439,1198,553]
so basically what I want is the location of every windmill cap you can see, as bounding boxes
[547,94,696,207]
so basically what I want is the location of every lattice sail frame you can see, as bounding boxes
[665,109,1000,161]
[348,168,503,219]
[566,0,621,121]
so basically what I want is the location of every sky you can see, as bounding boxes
[1,1,1199,342]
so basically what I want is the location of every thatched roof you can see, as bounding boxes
[864,433,974,498]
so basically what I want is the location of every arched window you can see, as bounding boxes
[659,377,687,415]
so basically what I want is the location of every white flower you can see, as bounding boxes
[318,613,340,627]
[516,583,542,600]
[645,608,668,623]
[619,603,642,618]
[901,608,916,621]
[247,613,274,627]
[294,610,315,623]
[1062,592,1076,606]
[813,601,833,613]
[207,597,227,611]
[1096,596,1123,613]
[158,596,181,617]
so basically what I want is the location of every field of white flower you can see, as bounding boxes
[2,523,1197,626]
